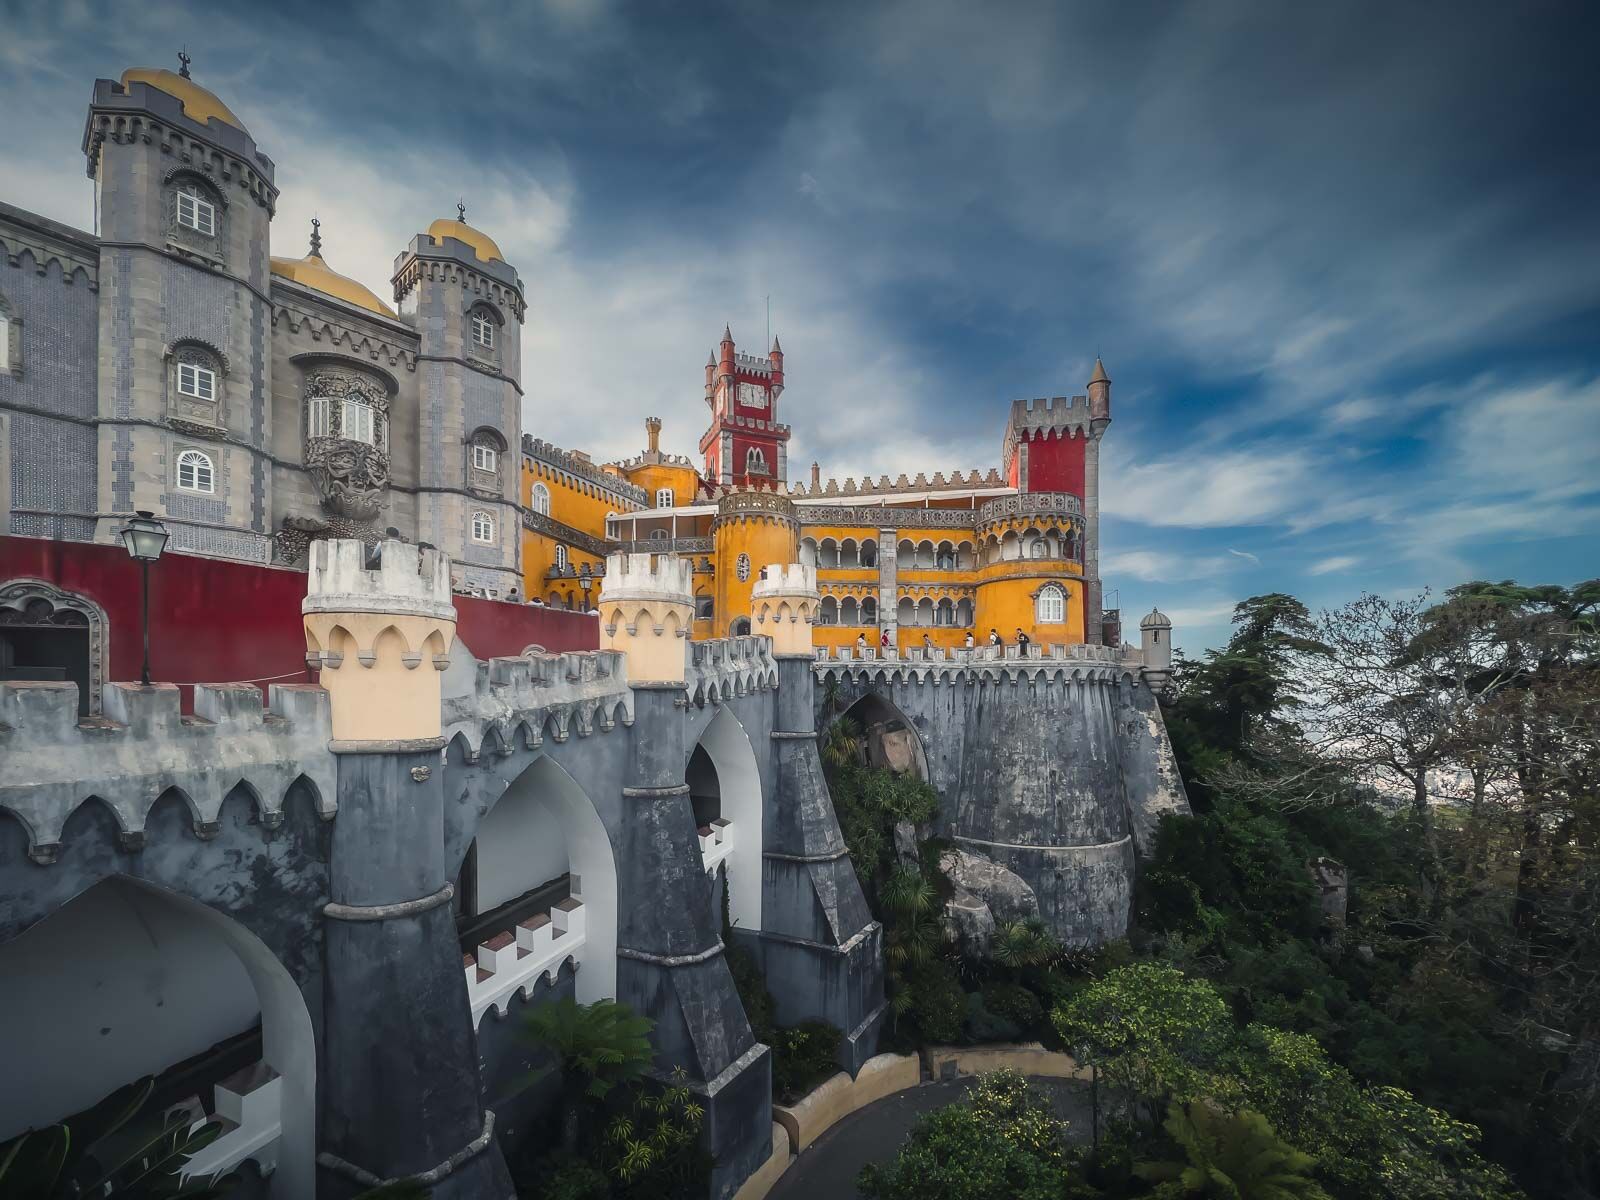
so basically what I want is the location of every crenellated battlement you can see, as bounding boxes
[687,636,778,706]
[599,552,694,603]
[304,538,454,621]
[785,467,1006,498]
[443,647,633,762]
[751,563,819,654]
[0,680,335,862]
[813,638,1153,688]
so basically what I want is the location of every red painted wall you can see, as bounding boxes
[1022,430,1086,496]
[0,536,597,711]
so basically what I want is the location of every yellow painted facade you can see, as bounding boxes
[522,396,1101,651]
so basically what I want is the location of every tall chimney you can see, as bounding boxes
[646,416,662,455]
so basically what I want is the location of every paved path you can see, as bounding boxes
[766,1075,1096,1200]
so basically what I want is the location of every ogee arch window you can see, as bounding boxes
[1036,584,1066,624]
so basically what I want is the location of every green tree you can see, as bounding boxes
[1051,964,1231,1117]
[520,998,655,1156]
[1135,1103,1329,1199]
[858,1070,1080,1200]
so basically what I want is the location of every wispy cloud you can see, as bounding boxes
[1309,555,1360,576]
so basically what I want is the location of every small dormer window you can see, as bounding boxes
[177,189,215,237]
[473,443,498,472]
[472,313,494,349]
[472,511,495,543]
[655,488,674,509]
[178,362,216,401]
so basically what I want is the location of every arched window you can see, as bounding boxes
[1036,584,1066,624]
[176,449,214,493]
[531,482,551,516]
[862,597,878,625]
[650,529,667,542]
[730,617,751,637]
[176,186,216,236]
[555,544,568,570]
[656,487,674,509]
[1030,538,1048,559]
[736,553,751,582]
[819,596,838,625]
[472,312,494,350]
[746,447,768,475]
[471,511,495,543]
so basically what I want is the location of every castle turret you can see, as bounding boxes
[770,335,785,399]
[712,491,800,636]
[82,55,279,559]
[1140,606,1173,692]
[1088,356,1111,423]
[597,552,693,683]
[751,562,819,655]
[699,327,791,486]
[392,205,525,595]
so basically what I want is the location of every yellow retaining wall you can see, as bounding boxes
[771,1052,921,1154]
[923,1042,1090,1082]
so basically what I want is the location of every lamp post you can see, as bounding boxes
[120,511,169,687]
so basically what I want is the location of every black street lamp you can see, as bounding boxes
[120,511,169,687]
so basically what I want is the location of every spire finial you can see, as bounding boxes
[309,216,323,257]
[177,49,192,79]
[457,199,466,223]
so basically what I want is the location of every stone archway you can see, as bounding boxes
[0,578,108,716]
[688,706,764,932]
[0,876,316,1197]
[460,754,618,1005]
[840,691,929,780]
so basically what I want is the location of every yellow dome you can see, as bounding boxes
[120,68,245,131]
[427,218,504,263]
[270,252,396,318]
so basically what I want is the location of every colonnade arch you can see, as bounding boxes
[0,875,316,1197]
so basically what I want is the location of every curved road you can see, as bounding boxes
[766,1075,1096,1200]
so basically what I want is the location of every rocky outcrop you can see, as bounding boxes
[940,847,1039,956]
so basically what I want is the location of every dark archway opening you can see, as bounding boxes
[688,743,721,829]
[839,692,929,780]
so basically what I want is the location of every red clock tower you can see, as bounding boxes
[699,326,791,488]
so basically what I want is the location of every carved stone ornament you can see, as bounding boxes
[303,367,391,522]
[0,579,109,715]
[273,512,381,567]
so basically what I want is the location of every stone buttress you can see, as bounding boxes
[303,539,514,1198]
[599,553,771,1198]
[750,564,885,1070]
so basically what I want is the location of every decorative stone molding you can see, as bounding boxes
[0,578,109,715]
[301,363,392,522]
[715,489,798,527]
[978,492,1083,523]
[442,648,634,762]
[522,436,649,507]
[796,505,982,529]
[302,539,456,744]
[686,636,779,706]
[521,508,610,558]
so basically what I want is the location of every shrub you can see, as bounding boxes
[906,963,968,1044]
[982,980,1045,1032]
[771,1020,842,1103]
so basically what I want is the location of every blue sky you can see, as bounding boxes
[3,1,1597,652]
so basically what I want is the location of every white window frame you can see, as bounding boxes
[176,189,216,237]
[342,396,376,446]
[655,487,674,509]
[471,510,495,544]
[532,482,551,516]
[471,312,495,349]
[0,312,9,372]
[176,449,215,494]
[308,395,334,438]
[555,544,568,570]
[178,362,216,402]
[1036,584,1066,624]
[473,442,499,472]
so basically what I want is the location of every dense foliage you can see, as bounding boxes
[858,1070,1087,1200]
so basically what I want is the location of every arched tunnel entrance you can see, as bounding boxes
[0,875,316,1196]
[455,754,618,1012]
[688,707,763,933]
[838,691,929,780]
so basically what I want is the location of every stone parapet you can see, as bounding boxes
[0,679,335,861]
[686,635,778,705]
[598,552,693,684]
[443,648,634,761]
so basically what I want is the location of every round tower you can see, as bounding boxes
[751,562,819,655]
[301,538,455,745]
[1140,606,1173,691]
[712,491,800,637]
[597,552,694,683]
[972,493,1088,648]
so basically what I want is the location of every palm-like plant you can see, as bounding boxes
[520,998,656,1156]
[821,716,865,770]
[1135,1103,1330,1200]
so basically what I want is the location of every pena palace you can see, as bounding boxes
[525,326,1116,652]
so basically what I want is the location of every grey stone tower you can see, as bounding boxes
[82,60,279,561]
[392,210,524,595]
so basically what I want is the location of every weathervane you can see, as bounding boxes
[178,49,192,80]
[309,216,322,257]
[457,200,467,223]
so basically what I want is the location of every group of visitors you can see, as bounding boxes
[854,627,1034,652]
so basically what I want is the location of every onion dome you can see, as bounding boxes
[1139,607,1172,629]
[120,56,245,131]
[270,219,396,318]
[427,203,504,263]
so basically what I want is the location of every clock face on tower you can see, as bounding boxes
[737,381,768,410]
